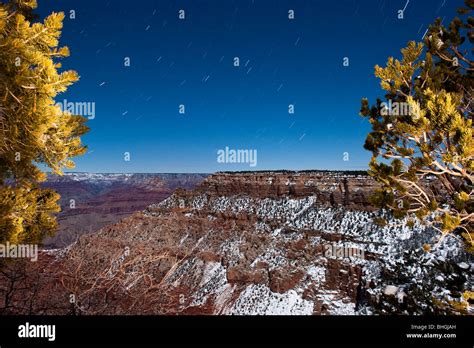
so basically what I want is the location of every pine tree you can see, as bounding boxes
[360,1,473,251]
[0,0,88,244]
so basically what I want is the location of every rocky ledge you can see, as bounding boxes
[197,171,377,210]
[0,171,471,315]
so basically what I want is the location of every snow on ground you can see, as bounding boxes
[307,265,326,283]
[151,188,470,315]
[190,262,228,307]
[226,284,314,315]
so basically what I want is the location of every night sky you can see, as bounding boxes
[36,0,460,173]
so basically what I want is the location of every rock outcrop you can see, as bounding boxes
[1,171,471,315]
[42,173,208,247]
[198,171,377,210]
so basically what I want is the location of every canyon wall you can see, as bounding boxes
[2,171,469,315]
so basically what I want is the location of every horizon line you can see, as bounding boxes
[53,168,370,175]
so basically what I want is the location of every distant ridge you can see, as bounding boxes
[217,169,369,175]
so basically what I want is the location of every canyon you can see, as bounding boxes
[42,173,208,248]
[0,171,471,315]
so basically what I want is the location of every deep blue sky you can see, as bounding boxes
[36,0,460,173]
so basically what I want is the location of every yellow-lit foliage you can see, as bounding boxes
[360,4,473,251]
[0,0,88,244]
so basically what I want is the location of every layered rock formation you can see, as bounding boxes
[1,171,471,315]
[199,171,376,209]
[42,173,208,247]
